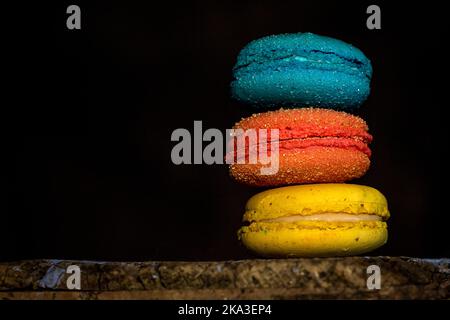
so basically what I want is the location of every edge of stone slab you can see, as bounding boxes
[0,257,448,300]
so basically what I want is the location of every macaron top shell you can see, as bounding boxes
[244,184,389,222]
[234,108,369,133]
[231,32,372,109]
[234,32,372,79]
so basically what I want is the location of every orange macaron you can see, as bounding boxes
[228,108,372,186]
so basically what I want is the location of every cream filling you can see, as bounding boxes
[260,213,382,223]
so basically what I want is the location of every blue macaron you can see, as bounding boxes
[231,33,372,110]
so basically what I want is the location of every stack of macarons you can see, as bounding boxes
[230,32,389,257]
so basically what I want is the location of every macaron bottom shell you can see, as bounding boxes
[231,67,370,110]
[230,146,370,187]
[239,221,388,257]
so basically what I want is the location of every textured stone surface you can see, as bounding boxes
[0,257,449,299]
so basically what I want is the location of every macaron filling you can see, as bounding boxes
[259,213,382,223]
[234,52,370,80]
[277,136,371,156]
[230,129,372,162]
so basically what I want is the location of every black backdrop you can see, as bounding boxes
[3,1,449,261]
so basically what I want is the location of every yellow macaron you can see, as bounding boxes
[238,184,389,257]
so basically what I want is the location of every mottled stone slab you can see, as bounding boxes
[0,257,449,299]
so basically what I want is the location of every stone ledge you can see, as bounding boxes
[0,257,449,299]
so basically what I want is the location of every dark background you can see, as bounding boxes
[3,1,449,261]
